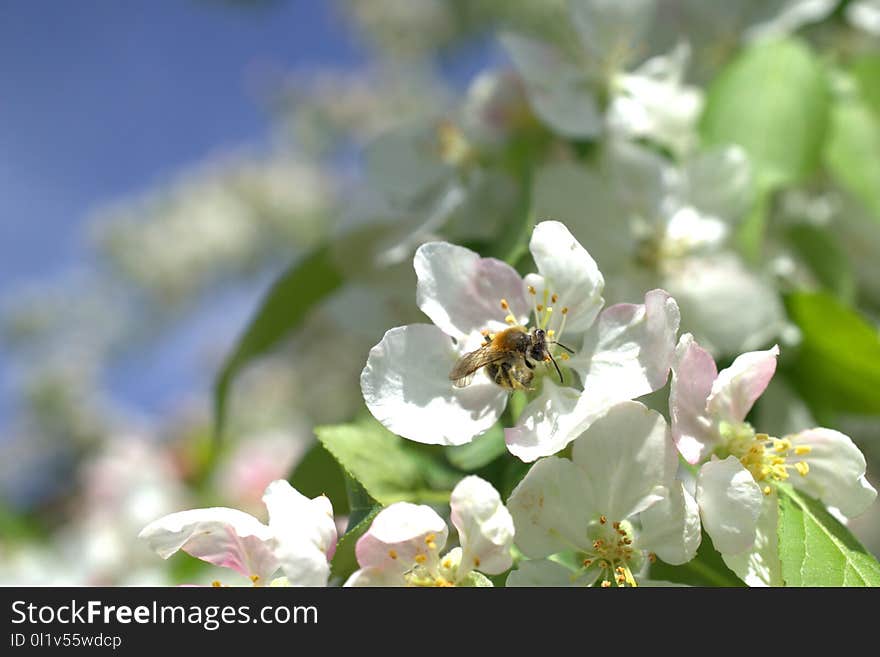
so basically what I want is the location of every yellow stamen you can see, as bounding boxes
[763,486,772,495]
[599,515,607,524]
[551,293,558,304]
[415,554,427,564]
[250,575,260,585]
[561,306,569,315]
[536,304,543,312]
[795,462,810,477]
[527,285,536,295]
[474,557,481,567]
[388,549,398,560]
[601,580,612,588]
[212,580,223,587]
[505,314,516,324]
[500,299,509,310]
[794,445,812,456]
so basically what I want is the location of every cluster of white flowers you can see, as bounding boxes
[141,221,876,587]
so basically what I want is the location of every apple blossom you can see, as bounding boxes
[344,475,514,587]
[670,333,877,584]
[507,402,700,587]
[139,480,337,586]
[361,220,680,462]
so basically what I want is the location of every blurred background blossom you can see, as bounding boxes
[2,0,880,585]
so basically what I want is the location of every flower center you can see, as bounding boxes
[399,534,457,587]
[719,421,812,495]
[524,287,571,362]
[575,516,647,588]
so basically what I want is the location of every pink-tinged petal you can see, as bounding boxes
[361,324,508,446]
[263,481,337,586]
[706,345,780,424]
[355,502,448,575]
[639,482,702,565]
[696,457,763,555]
[788,428,878,518]
[449,476,515,577]
[414,242,529,341]
[571,401,676,522]
[507,456,596,559]
[504,378,597,462]
[573,289,680,401]
[138,508,278,581]
[528,221,605,332]
[721,494,783,587]
[670,333,719,464]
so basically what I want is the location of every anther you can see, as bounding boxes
[795,462,810,477]
[212,580,223,587]
[474,557,481,567]
[583,559,593,567]
[415,554,427,564]
[599,515,607,524]
[763,486,772,495]
[623,538,632,545]
[593,540,604,550]
[505,314,516,324]
[794,446,812,456]
[551,293,558,304]
[601,580,612,588]
[250,574,260,584]
[388,549,398,560]
[648,553,657,563]
[536,304,544,312]
[500,299,509,310]
[561,307,569,315]
[527,286,536,295]
[612,522,620,529]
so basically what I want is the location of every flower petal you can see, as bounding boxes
[682,145,753,223]
[528,220,605,333]
[138,508,278,581]
[415,242,529,341]
[670,333,719,464]
[696,457,764,555]
[506,559,588,587]
[572,289,680,401]
[721,493,783,587]
[639,481,702,565]
[569,0,655,65]
[355,502,448,575]
[361,324,508,446]
[706,344,780,424]
[449,476,515,578]
[505,378,594,462]
[263,481,337,586]
[499,33,603,138]
[571,401,676,522]
[788,428,878,518]
[343,567,404,587]
[507,456,596,558]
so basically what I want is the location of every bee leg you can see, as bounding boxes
[524,359,535,370]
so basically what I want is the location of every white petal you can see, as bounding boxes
[663,254,785,357]
[415,241,529,340]
[343,567,404,587]
[788,428,878,518]
[361,324,508,446]
[706,344,780,424]
[505,378,594,462]
[571,401,677,522]
[528,220,605,332]
[670,333,720,464]
[745,0,837,41]
[603,137,670,222]
[573,289,680,401]
[355,502,448,575]
[639,482,702,565]
[138,508,278,581]
[507,456,596,558]
[682,145,754,224]
[569,0,656,65]
[263,481,336,586]
[449,476,515,577]
[499,33,603,138]
[506,559,586,587]
[848,0,880,35]
[696,457,764,555]
[722,493,783,587]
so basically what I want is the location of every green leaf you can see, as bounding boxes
[445,423,507,471]
[213,245,345,439]
[777,484,880,586]
[289,442,350,516]
[783,292,880,415]
[458,571,495,587]
[649,531,745,587]
[785,224,856,302]
[825,91,880,221]
[701,38,830,190]
[314,417,460,506]
[329,505,381,583]
[852,54,880,120]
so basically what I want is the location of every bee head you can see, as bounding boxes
[533,328,545,341]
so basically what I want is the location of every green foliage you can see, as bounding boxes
[825,89,880,221]
[289,442,350,516]
[701,38,830,190]
[330,506,381,583]
[785,224,856,302]
[852,54,880,120]
[783,292,880,416]
[213,245,345,438]
[445,423,507,471]
[777,485,880,586]
[314,417,460,506]
[649,531,745,587]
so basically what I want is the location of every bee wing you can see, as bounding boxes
[449,346,509,388]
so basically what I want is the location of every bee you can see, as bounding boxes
[449,326,573,391]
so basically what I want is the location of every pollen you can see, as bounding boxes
[547,329,556,337]
[551,293,558,304]
[527,285,536,295]
[601,580,612,588]
[388,549,398,560]
[250,574,260,585]
[599,515,607,524]
[474,557,481,567]
[505,314,516,324]
[794,445,812,456]
[648,553,657,564]
[415,553,427,564]
[212,580,223,587]
[763,486,772,495]
[536,304,544,312]
[795,462,810,476]
[583,559,593,567]
[561,307,569,315]
[560,353,570,361]
[500,299,510,310]
[442,558,452,569]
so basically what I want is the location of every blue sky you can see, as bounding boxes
[0,0,369,424]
